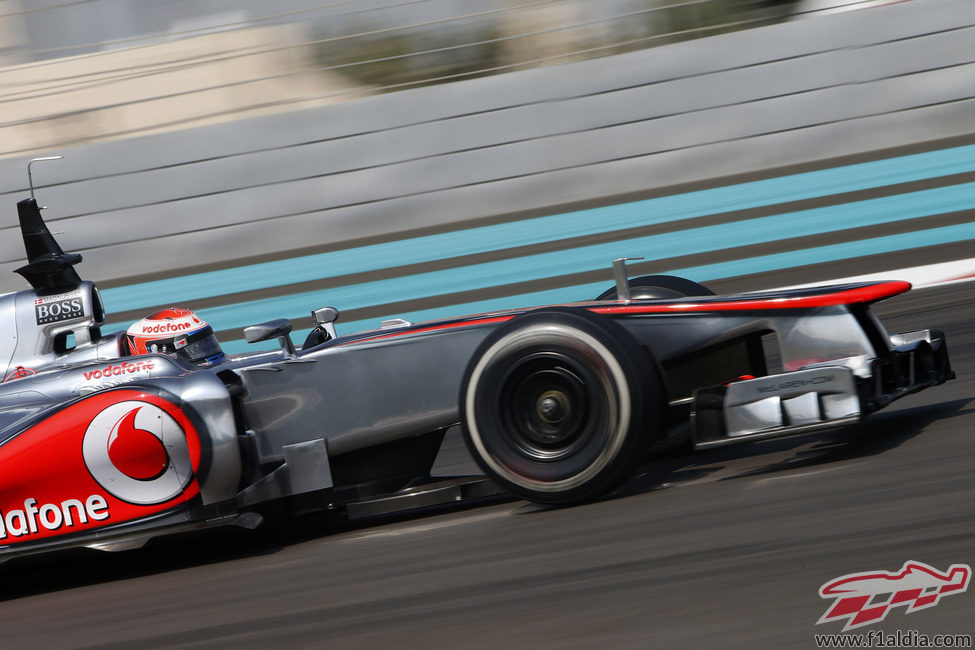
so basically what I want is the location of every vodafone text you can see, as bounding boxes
[83,360,155,381]
[138,322,192,334]
[0,495,109,539]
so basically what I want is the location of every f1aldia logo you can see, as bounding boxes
[82,401,195,505]
[817,561,971,631]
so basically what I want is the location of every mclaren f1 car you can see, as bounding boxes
[0,164,954,562]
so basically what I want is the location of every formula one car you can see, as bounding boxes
[0,166,954,562]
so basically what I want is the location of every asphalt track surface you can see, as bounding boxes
[1,282,973,649]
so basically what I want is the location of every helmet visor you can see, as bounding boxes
[179,333,224,363]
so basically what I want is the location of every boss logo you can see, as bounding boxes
[82,401,194,505]
[35,295,85,324]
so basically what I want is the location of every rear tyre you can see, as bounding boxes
[595,274,714,301]
[460,307,664,505]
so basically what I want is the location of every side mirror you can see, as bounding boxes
[311,306,339,341]
[302,306,339,350]
[244,318,296,358]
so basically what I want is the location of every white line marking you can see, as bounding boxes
[768,257,975,292]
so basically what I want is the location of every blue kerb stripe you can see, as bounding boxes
[104,180,975,335]
[101,143,975,313]
[213,220,975,355]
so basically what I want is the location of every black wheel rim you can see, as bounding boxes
[494,351,604,462]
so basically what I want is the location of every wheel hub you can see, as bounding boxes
[537,390,569,424]
[496,358,595,460]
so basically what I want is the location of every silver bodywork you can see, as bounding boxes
[236,327,492,458]
[1,281,111,379]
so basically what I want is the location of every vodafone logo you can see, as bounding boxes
[82,360,155,382]
[138,321,193,335]
[0,495,109,541]
[82,401,195,505]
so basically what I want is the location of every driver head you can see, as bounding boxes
[126,307,225,365]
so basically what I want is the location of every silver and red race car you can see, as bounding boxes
[0,170,953,562]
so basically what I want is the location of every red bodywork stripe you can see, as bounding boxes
[342,281,911,345]
[591,281,911,315]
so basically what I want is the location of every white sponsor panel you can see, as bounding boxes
[82,401,194,505]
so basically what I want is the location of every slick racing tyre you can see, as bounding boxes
[595,274,714,301]
[460,307,664,505]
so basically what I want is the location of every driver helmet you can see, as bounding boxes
[126,307,225,365]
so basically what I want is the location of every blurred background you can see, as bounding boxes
[0,0,972,353]
[0,0,872,152]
